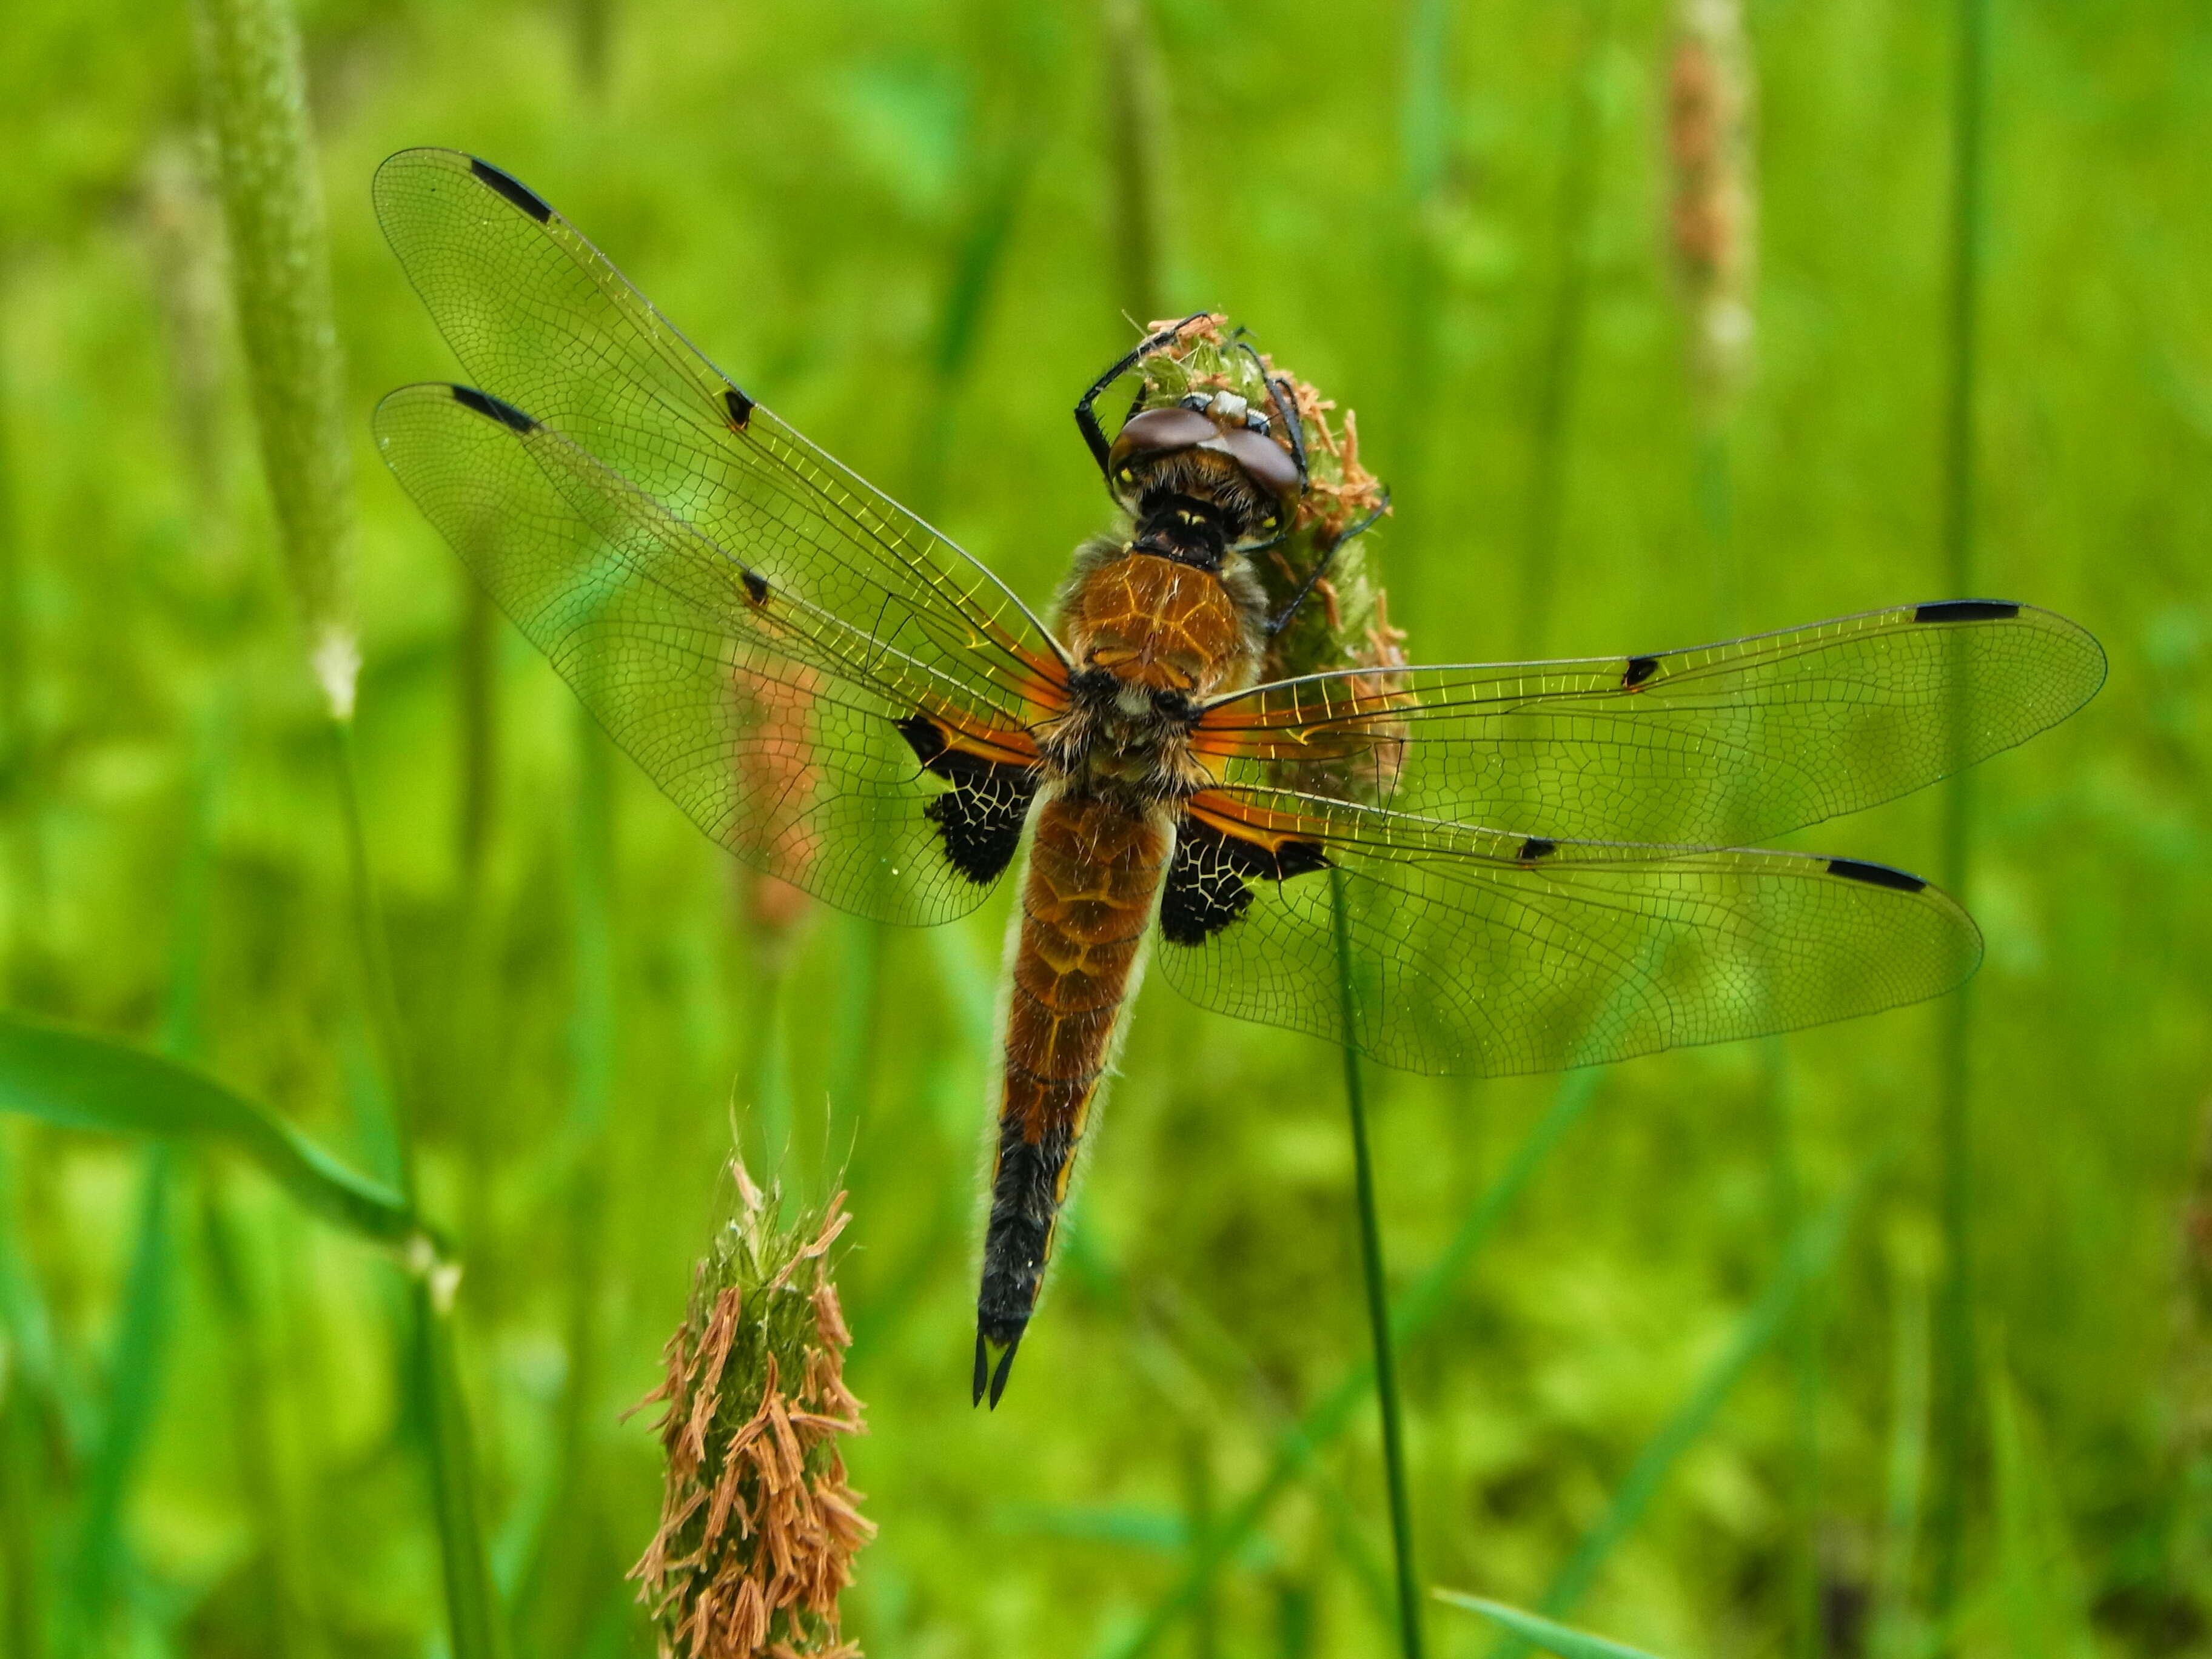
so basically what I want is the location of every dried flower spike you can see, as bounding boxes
[1666,0,1758,415]
[631,1163,874,1658]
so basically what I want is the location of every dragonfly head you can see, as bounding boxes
[1108,396,1301,567]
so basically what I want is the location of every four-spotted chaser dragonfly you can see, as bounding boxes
[371,149,2104,1407]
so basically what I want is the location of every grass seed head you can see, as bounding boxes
[631,1161,873,1658]
[1129,315,1404,685]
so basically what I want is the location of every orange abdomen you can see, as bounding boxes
[974,787,1169,1403]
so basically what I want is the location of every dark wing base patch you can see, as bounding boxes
[1160,813,1329,946]
[898,716,1036,885]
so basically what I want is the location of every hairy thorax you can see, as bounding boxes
[1038,540,1266,800]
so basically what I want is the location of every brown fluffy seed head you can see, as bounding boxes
[1126,315,1405,688]
[1666,0,1758,415]
[629,1162,874,1658]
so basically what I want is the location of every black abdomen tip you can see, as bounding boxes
[451,384,537,432]
[1827,857,1926,893]
[469,156,554,223]
[1915,599,2020,623]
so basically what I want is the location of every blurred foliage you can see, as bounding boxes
[1,0,2209,1655]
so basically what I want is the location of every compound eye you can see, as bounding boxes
[1107,404,1219,475]
[1219,425,1301,501]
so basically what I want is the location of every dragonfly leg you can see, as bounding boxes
[1264,491,1392,637]
[1075,312,1214,477]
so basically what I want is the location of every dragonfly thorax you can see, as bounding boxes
[1040,540,1266,799]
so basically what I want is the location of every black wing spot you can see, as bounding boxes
[1621,655,1660,689]
[451,384,537,432]
[724,387,756,429]
[896,716,1034,885]
[1827,857,1926,894]
[1518,837,1557,863]
[742,571,769,606]
[468,157,554,223]
[1160,815,1330,947]
[1915,599,2020,623]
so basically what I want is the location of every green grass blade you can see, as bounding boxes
[65,1144,175,1650]
[1435,1592,1669,1659]
[0,1334,45,1659]
[413,1278,505,1659]
[1488,1170,1871,1658]
[1928,0,1991,1631]
[0,1012,418,1246]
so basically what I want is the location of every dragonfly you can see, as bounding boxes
[370,149,2105,1409]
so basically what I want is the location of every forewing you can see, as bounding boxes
[1155,788,1982,1078]
[1194,602,2104,844]
[371,147,1067,711]
[375,381,1040,927]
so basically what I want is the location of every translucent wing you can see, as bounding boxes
[1155,788,1982,1078]
[372,148,1068,922]
[376,382,1044,925]
[372,149,1064,706]
[1193,602,2104,844]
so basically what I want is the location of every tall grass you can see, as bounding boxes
[188,0,499,1649]
[1928,0,1991,1635]
[1520,0,1612,658]
[1332,873,1423,1659]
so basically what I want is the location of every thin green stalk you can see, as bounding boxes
[200,1173,319,1657]
[456,575,498,894]
[1332,872,1423,1659]
[1872,1259,1932,1659]
[1098,1070,1600,1659]
[1928,0,1990,1634]
[1520,0,1612,658]
[0,266,45,987]
[572,0,614,96]
[65,1146,173,1653]
[514,702,618,1634]
[1181,1429,1219,1659]
[1487,1171,1869,1659]
[68,717,223,1649]
[910,139,1030,523]
[417,1275,502,1658]
[1394,0,1455,529]
[0,1331,44,1659]
[1102,0,1167,325]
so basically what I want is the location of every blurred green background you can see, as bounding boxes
[2,0,2208,1653]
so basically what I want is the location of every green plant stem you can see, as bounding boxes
[330,720,503,1658]
[67,1144,174,1649]
[1929,0,1989,1635]
[201,1175,318,1657]
[1102,0,1167,326]
[1394,0,1454,532]
[1872,1260,1932,1659]
[1099,1070,1600,1659]
[1333,871,1423,1659]
[1520,0,1611,658]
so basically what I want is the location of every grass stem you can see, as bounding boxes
[1928,0,1989,1635]
[1520,0,1612,658]
[1333,870,1424,1659]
